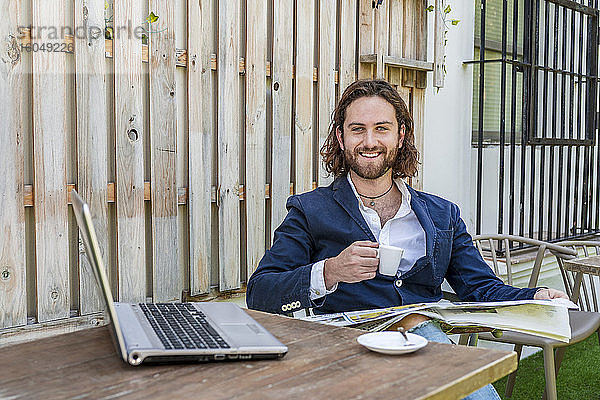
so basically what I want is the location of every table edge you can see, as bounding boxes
[414,351,518,400]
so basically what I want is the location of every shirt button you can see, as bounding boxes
[395,280,403,287]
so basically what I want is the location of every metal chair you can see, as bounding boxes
[554,240,600,311]
[554,240,600,344]
[471,234,600,400]
[546,240,600,400]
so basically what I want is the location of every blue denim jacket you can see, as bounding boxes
[246,175,537,315]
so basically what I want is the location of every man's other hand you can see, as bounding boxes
[323,241,379,289]
[533,288,569,300]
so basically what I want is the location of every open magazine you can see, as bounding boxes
[298,299,578,342]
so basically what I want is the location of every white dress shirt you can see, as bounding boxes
[309,175,427,300]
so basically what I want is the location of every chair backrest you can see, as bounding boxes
[471,234,577,288]
[554,240,600,312]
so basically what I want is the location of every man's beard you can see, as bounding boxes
[344,145,399,179]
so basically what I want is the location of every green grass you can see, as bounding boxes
[492,333,600,399]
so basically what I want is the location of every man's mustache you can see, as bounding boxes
[353,147,387,154]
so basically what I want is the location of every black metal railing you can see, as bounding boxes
[467,0,600,249]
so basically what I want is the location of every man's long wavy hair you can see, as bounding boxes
[320,79,419,178]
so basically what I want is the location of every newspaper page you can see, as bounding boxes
[298,299,576,342]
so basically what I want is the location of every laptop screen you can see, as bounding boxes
[71,189,128,362]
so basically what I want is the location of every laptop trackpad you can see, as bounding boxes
[221,323,268,346]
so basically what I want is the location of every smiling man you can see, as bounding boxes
[246,79,565,399]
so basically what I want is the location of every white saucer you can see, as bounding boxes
[357,332,428,355]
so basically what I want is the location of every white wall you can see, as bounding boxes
[422,1,478,231]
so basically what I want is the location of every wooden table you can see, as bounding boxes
[1,310,517,400]
[564,255,600,303]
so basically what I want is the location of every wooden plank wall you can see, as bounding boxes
[113,0,146,303]
[149,0,179,302]
[32,0,70,322]
[294,0,315,194]
[338,0,357,94]
[318,0,337,187]
[74,0,109,314]
[270,0,294,238]
[412,0,427,189]
[374,0,388,78]
[217,0,241,291]
[388,0,427,189]
[245,0,267,276]
[0,0,26,327]
[0,0,430,331]
[188,0,213,296]
[358,1,375,79]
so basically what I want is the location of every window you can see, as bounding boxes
[472,0,524,145]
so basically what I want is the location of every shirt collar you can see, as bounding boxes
[346,173,412,214]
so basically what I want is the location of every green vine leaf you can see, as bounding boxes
[147,12,159,24]
[435,1,460,86]
[426,5,434,12]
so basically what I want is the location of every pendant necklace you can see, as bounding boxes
[357,181,394,206]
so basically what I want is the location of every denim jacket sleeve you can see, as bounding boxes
[246,195,316,314]
[444,204,538,301]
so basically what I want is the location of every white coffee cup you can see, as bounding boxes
[376,244,404,276]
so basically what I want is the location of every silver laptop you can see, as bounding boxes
[71,189,288,366]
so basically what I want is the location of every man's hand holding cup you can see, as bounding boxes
[323,241,379,289]
[323,241,404,289]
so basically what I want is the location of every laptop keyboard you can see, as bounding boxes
[139,303,230,350]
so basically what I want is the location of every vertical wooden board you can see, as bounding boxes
[149,0,179,302]
[114,0,146,302]
[188,0,213,295]
[338,0,357,93]
[32,0,70,322]
[402,1,426,186]
[391,65,412,187]
[271,0,294,237]
[388,0,409,101]
[374,0,388,78]
[294,0,315,194]
[388,0,403,58]
[389,68,411,106]
[74,0,109,314]
[245,0,267,275]
[0,0,26,328]
[415,0,427,88]
[358,0,374,79]
[399,85,411,110]
[318,0,337,186]
[412,89,425,190]
[402,0,416,87]
[218,0,241,290]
